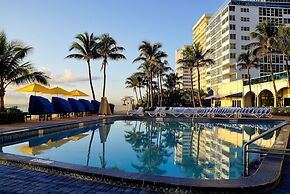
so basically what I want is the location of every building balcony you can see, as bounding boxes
[222,77,236,84]
[222,66,236,75]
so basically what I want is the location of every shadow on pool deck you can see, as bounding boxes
[0,114,123,132]
[266,138,290,194]
[0,164,157,194]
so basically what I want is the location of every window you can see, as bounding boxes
[223,54,229,61]
[230,24,236,30]
[222,26,229,34]
[222,35,229,43]
[230,53,236,59]
[230,34,236,40]
[223,45,229,51]
[241,45,250,50]
[230,43,236,49]
[229,15,235,21]
[241,26,250,31]
[229,6,235,12]
[284,18,290,24]
[241,8,249,13]
[242,74,248,79]
[232,100,241,108]
[241,36,250,40]
[222,7,229,16]
[222,17,229,25]
[241,17,250,22]
[284,9,290,15]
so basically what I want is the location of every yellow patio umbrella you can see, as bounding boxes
[69,89,89,97]
[45,86,70,96]
[16,139,70,155]
[69,134,88,141]
[16,83,50,95]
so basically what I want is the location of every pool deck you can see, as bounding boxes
[0,114,290,193]
[0,165,155,194]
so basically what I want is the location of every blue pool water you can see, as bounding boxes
[1,120,278,180]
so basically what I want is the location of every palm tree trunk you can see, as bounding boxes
[0,94,4,112]
[196,129,201,165]
[190,68,196,107]
[87,60,96,100]
[139,87,143,102]
[197,66,202,107]
[247,67,253,107]
[150,72,153,107]
[159,74,163,107]
[86,130,95,166]
[268,54,278,106]
[134,88,139,103]
[157,75,160,106]
[285,55,290,87]
[146,85,150,108]
[102,59,107,98]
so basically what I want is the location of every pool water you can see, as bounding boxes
[1,120,277,180]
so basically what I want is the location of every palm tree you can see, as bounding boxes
[125,74,139,103]
[275,26,290,87]
[134,72,145,103]
[164,73,182,92]
[97,34,126,97]
[0,31,49,112]
[250,21,279,106]
[66,32,98,100]
[137,62,152,107]
[133,41,167,107]
[238,51,259,107]
[156,60,172,106]
[177,43,214,107]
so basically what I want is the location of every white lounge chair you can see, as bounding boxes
[145,107,166,117]
[127,107,144,116]
[165,107,187,117]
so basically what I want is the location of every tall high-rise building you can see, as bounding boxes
[205,0,290,92]
[176,46,192,89]
[176,14,211,90]
[193,14,212,91]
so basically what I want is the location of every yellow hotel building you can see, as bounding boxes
[176,14,211,91]
[192,14,211,91]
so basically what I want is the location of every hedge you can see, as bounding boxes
[0,112,25,124]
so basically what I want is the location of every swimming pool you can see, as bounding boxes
[0,119,279,180]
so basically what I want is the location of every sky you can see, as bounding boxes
[0,0,225,107]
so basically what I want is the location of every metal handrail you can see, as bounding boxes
[243,121,287,177]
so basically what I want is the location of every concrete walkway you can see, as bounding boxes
[267,140,290,194]
[0,165,156,194]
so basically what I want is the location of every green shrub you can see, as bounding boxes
[109,103,115,114]
[5,106,22,113]
[0,112,24,124]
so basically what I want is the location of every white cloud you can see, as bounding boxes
[39,68,100,86]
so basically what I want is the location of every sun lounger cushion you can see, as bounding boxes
[52,97,73,113]
[68,98,85,112]
[28,95,54,115]
[91,100,100,112]
[79,99,95,112]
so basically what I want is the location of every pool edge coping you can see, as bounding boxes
[0,115,288,192]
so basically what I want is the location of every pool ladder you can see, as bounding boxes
[243,121,289,177]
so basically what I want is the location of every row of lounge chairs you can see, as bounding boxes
[127,107,272,118]
[27,95,100,121]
